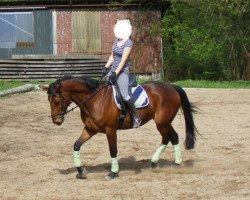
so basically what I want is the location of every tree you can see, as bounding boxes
[161,0,250,81]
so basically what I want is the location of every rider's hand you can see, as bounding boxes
[108,71,117,83]
[101,67,109,77]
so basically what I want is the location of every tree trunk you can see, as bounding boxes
[0,84,35,97]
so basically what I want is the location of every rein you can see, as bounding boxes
[49,82,109,118]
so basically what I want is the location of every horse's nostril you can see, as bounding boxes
[52,117,64,126]
[56,122,62,126]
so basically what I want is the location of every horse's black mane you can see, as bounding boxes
[48,75,101,95]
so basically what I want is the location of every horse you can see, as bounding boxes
[40,76,198,180]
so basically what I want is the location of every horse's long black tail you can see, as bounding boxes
[174,85,198,149]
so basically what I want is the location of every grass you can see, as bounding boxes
[137,78,250,88]
[1,79,250,92]
[0,80,52,91]
[173,80,250,89]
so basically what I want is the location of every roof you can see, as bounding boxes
[0,0,170,8]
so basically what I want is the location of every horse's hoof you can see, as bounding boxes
[174,162,181,166]
[151,162,161,173]
[76,168,88,179]
[105,172,118,181]
[76,172,87,179]
[151,161,159,169]
[76,173,85,179]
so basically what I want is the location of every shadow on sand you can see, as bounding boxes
[55,156,195,176]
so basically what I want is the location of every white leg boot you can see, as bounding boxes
[173,144,182,165]
[151,144,167,164]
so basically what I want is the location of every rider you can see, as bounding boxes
[103,19,141,128]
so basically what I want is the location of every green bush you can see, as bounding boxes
[161,0,250,81]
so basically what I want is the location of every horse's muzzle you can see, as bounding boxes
[52,116,64,126]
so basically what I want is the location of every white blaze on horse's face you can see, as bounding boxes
[49,94,65,126]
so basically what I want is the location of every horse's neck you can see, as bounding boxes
[62,81,89,93]
[65,82,110,108]
[68,84,113,126]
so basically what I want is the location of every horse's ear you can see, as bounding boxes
[39,85,49,91]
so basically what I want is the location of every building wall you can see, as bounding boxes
[56,11,72,55]
[100,9,162,73]
[100,10,129,59]
[55,8,162,73]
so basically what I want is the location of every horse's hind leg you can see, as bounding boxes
[151,124,182,166]
[151,124,170,166]
[169,126,182,165]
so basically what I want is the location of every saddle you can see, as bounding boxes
[112,75,135,109]
[111,75,149,127]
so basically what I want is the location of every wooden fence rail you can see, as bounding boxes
[0,56,106,81]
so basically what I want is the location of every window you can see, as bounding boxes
[0,12,34,48]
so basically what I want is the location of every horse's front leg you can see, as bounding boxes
[105,131,119,180]
[73,127,95,179]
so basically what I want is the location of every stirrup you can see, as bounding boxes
[133,116,141,128]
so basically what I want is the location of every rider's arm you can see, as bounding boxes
[114,47,132,75]
[104,52,114,68]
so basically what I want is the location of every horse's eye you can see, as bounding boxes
[49,95,60,103]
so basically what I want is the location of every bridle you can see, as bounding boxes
[49,92,74,119]
[49,82,109,119]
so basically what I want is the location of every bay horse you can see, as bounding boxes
[40,76,198,180]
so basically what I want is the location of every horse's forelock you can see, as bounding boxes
[48,76,73,96]
[47,83,54,96]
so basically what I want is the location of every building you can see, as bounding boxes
[0,0,169,75]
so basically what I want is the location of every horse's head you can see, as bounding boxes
[40,76,102,125]
[40,81,72,126]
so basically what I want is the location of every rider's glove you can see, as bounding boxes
[108,71,117,83]
[101,67,109,77]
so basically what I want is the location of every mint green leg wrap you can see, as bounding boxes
[111,157,119,173]
[151,144,167,163]
[173,144,182,165]
[73,151,82,167]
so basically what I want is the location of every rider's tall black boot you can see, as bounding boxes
[124,98,141,128]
